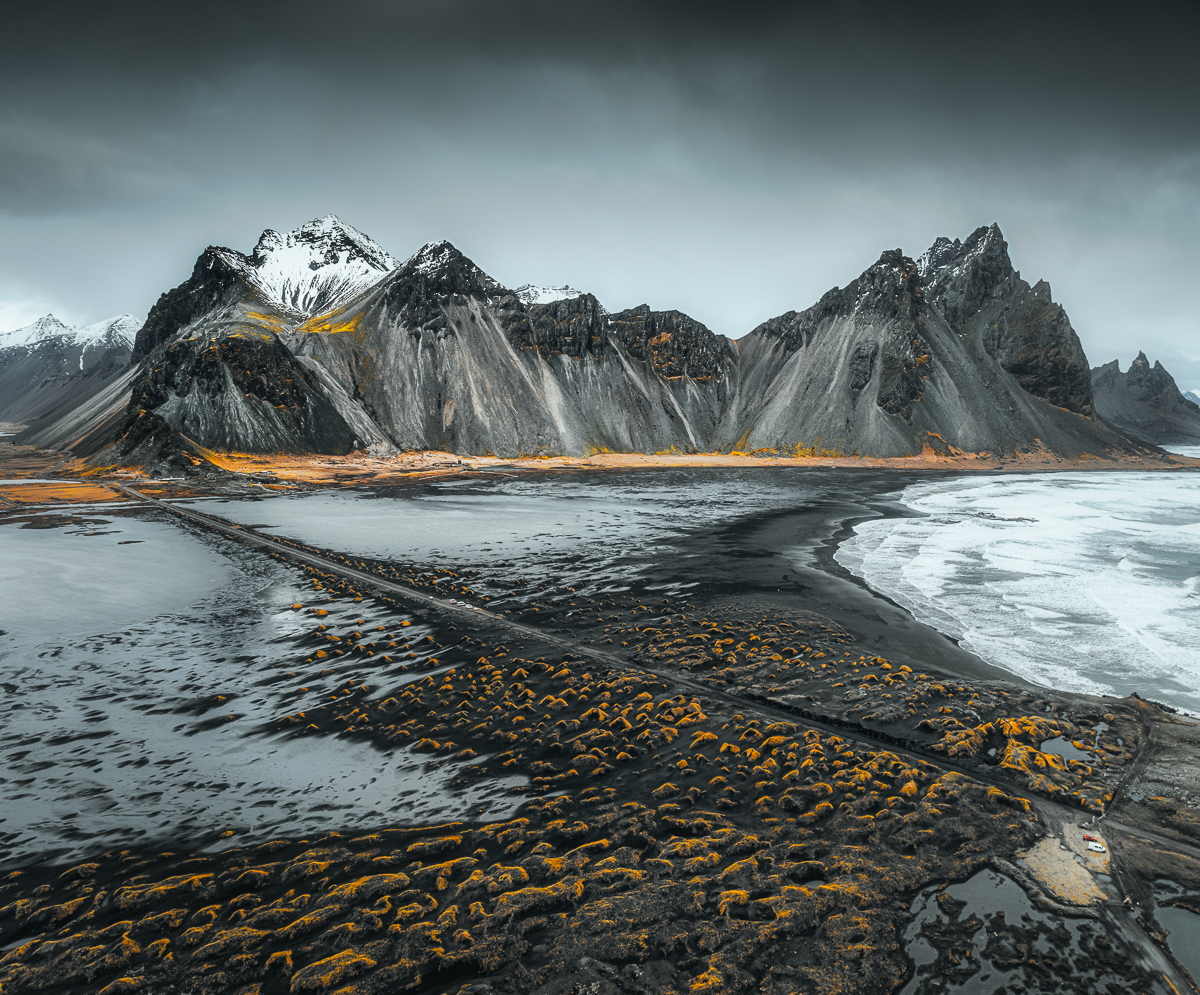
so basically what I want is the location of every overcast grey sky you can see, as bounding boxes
[3,1,1198,385]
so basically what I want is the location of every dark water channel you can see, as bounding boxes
[900,869,1170,995]
[1151,879,1200,986]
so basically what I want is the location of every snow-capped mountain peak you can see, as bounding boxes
[238,215,401,317]
[0,314,73,349]
[513,285,584,307]
[0,312,139,374]
[77,313,141,347]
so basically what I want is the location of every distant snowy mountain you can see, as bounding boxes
[0,314,74,350]
[0,312,139,428]
[513,285,587,307]
[0,313,139,360]
[226,215,400,316]
[1188,388,1200,405]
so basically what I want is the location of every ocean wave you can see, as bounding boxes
[835,473,1200,712]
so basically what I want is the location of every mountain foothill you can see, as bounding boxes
[4,215,1196,467]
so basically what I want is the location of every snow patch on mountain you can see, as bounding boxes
[235,215,400,317]
[513,285,584,307]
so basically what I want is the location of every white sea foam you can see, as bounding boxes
[835,473,1200,712]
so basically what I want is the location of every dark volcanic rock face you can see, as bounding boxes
[126,331,356,454]
[24,218,1156,464]
[1092,353,1200,444]
[722,234,1136,458]
[920,224,1094,416]
[520,293,608,358]
[131,249,252,362]
[284,245,738,457]
[739,252,934,423]
[379,241,518,339]
[605,305,735,381]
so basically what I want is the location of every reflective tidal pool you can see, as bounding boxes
[0,507,521,867]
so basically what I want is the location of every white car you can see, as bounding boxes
[1087,842,1107,854]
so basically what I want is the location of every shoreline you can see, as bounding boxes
[1,441,1198,507]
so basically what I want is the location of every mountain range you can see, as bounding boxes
[8,215,1190,467]
[0,314,138,431]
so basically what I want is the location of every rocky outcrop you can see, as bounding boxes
[124,317,358,454]
[520,293,608,358]
[131,249,252,361]
[1091,353,1200,444]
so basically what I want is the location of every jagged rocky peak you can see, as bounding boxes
[1091,351,1200,444]
[1099,351,1197,404]
[132,248,255,361]
[918,223,1093,416]
[378,240,516,327]
[918,223,1018,330]
[1126,351,1169,387]
[513,285,586,307]
[242,215,400,316]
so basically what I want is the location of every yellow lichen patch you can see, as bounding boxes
[98,979,145,995]
[493,877,585,918]
[114,874,215,910]
[289,949,376,992]
[317,873,410,905]
[717,890,749,915]
[484,866,530,893]
[683,852,722,872]
[406,835,463,856]
[295,310,363,337]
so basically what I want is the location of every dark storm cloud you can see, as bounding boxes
[2,1,1198,382]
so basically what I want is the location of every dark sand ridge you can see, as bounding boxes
[3,453,1200,993]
